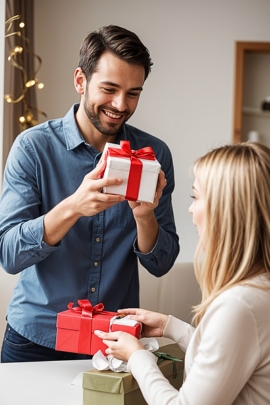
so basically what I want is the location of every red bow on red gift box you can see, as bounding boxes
[64,300,116,354]
[56,299,141,356]
[67,300,105,316]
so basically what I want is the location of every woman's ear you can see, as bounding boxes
[74,68,86,95]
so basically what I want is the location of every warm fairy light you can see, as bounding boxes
[5,95,12,103]
[26,112,33,122]
[25,79,36,88]
[14,46,23,53]
[4,14,47,130]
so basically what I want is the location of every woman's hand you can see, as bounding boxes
[117,308,169,338]
[94,330,144,362]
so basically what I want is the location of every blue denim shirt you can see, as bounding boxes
[0,104,179,349]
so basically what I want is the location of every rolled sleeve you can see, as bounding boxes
[0,215,59,274]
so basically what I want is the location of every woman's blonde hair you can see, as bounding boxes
[192,142,270,325]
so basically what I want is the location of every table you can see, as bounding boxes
[0,359,93,405]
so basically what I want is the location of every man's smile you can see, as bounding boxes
[102,109,126,120]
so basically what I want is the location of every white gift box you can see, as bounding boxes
[101,142,161,203]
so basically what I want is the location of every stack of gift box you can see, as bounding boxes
[55,300,184,405]
[82,343,185,405]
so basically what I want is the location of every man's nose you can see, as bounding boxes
[111,93,127,111]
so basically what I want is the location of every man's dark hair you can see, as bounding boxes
[78,25,153,81]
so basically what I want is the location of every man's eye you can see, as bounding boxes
[190,195,196,200]
[102,88,114,93]
[128,92,140,98]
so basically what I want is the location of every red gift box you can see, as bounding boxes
[55,300,141,356]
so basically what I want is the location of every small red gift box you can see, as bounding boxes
[101,140,161,203]
[55,300,141,356]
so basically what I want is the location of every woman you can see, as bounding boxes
[95,143,270,405]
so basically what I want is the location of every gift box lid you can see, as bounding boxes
[83,344,185,395]
[103,142,161,173]
[106,155,161,172]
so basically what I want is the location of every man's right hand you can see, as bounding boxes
[70,159,125,217]
[43,160,125,246]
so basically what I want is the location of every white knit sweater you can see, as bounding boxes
[128,274,270,405]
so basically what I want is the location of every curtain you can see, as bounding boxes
[4,0,36,164]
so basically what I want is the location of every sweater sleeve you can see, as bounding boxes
[128,294,260,405]
[163,315,195,352]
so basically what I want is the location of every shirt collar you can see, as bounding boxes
[63,103,85,151]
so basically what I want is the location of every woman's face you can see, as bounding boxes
[189,176,205,238]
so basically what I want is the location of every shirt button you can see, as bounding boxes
[96,237,100,242]
[94,261,99,267]
[91,287,96,293]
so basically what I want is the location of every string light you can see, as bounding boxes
[4,14,47,131]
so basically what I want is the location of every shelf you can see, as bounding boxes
[233,42,270,143]
[243,107,270,118]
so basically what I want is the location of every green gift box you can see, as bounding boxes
[83,343,185,405]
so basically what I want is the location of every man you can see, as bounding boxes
[0,25,179,362]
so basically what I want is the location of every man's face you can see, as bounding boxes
[83,52,145,136]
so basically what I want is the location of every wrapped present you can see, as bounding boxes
[101,140,161,203]
[83,343,185,405]
[55,300,141,356]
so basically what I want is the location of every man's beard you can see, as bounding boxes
[83,94,131,136]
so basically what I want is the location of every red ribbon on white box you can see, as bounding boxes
[103,140,156,201]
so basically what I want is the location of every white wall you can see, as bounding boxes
[1,0,270,341]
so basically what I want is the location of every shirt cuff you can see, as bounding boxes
[133,226,162,259]
[29,215,60,252]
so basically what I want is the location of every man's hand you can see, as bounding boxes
[128,170,167,253]
[69,160,125,217]
[128,170,167,218]
[43,160,125,246]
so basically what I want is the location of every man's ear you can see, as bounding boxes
[74,68,86,95]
